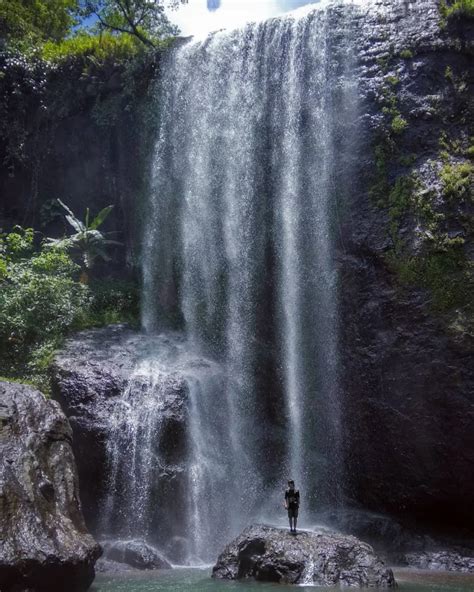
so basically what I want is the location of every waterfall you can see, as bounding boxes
[109,1,361,565]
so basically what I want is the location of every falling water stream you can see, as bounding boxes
[104,1,361,565]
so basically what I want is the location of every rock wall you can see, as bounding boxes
[0,381,101,591]
[338,0,474,535]
[0,51,161,269]
[50,326,192,563]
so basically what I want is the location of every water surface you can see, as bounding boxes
[92,567,474,592]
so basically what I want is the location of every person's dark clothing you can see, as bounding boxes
[285,488,300,518]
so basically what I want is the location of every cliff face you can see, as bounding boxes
[0,51,160,268]
[339,0,474,534]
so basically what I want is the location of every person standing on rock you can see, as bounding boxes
[284,479,300,534]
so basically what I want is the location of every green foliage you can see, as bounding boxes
[387,247,473,313]
[440,0,474,19]
[391,115,408,134]
[0,231,89,388]
[440,161,474,200]
[0,225,138,392]
[0,0,80,50]
[371,37,472,324]
[82,0,180,47]
[41,32,143,63]
[386,75,400,86]
[79,279,140,327]
[46,199,120,273]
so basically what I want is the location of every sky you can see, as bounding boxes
[165,0,320,38]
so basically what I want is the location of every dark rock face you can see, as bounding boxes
[50,325,193,560]
[50,325,139,529]
[338,0,474,534]
[0,381,101,592]
[101,540,172,570]
[0,53,160,265]
[212,525,395,587]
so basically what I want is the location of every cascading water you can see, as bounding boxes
[105,1,361,565]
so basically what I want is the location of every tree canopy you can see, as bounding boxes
[0,0,80,49]
[82,1,181,47]
[0,0,184,54]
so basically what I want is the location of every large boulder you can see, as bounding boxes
[100,540,172,570]
[212,524,395,587]
[0,381,101,592]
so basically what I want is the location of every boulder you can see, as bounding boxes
[101,540,172,570]
[212,524,395,587]
[0,381,101,592]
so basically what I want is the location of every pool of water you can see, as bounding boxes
[92,567,474,592]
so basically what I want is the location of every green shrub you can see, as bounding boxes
[387,248,472,313]
[78,279,140,328]
[386,75,400,86]
[440,0,474,19]
[40,32,143,64]
[0,231,89,384]
[440,161,474,200]
[0,226,139,392]
[391,115,408,134]
[399,49,414,59]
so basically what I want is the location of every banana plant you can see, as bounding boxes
[46,199,121,283]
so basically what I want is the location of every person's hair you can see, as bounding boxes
[288,479,294,485]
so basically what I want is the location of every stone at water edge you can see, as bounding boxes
[100,540,172,570]
[0,381,101,592]
[212,524,396,586]
[404,551,474,573]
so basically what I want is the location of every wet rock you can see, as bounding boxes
[212,524,395,587]
[339,0,474,535]
[50,326,214,562]
[0,381,101,592]
[404,551,474,573]
[101,540,172,570]
[50,325,189,534]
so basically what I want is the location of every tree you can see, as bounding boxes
[0,0,80,49]
[81,0,182,47]
[46,200,120,283]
